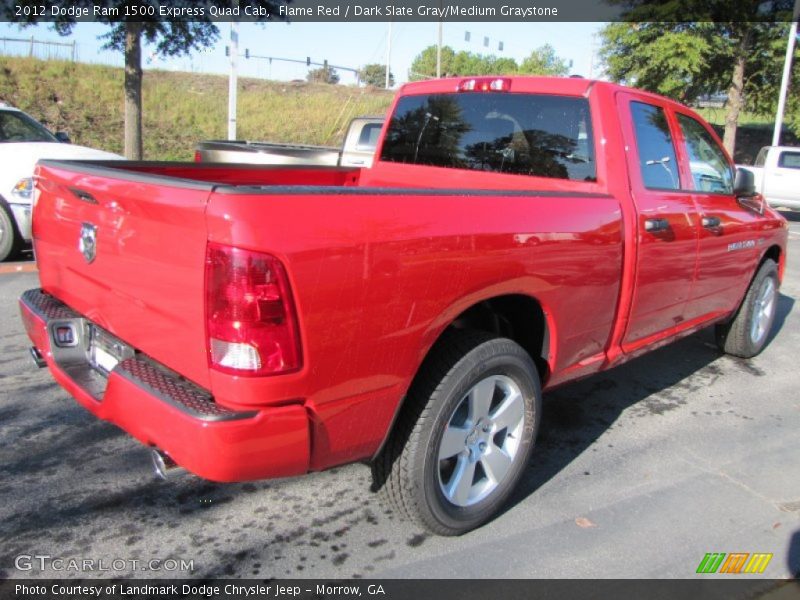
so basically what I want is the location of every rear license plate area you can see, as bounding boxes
[88,325,134,375]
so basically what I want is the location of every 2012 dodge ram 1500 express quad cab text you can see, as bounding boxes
[20,77,788,535]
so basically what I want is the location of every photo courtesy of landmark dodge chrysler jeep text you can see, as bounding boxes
[19,77,788,535]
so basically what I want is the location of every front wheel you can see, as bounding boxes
[373,331,541,535]
[0,203,22,262]
[716,258,779,358]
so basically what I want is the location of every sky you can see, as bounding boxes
[0,21,605,86]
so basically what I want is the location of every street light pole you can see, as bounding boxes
[772,1,799,147]
[227,18,239,140]
[385,21,392,89]
[437,21,442,78]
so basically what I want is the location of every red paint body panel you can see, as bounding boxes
[23,77,788,482]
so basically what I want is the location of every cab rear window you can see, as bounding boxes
[380,93,596,181]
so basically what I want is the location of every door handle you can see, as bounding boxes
[701,216,721,229]
[644,218,670,233]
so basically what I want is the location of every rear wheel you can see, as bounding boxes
[715,259,779,358]
[373,330,541,535]
[0,203,22,262]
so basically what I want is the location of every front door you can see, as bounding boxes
[672,109,763,320]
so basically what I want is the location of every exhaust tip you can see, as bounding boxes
[151,448,178,480]
[29,347,46,368]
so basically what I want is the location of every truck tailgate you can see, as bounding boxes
[33,162,213,388]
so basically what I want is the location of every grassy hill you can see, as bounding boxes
[0,56,394,160]
[1,55,794,163]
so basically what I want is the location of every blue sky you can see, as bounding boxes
[0,21,605,85]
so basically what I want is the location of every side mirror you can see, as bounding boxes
[55,131,71,144]
[733,167,755,197]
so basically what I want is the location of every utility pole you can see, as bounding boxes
[385,21,392,89]
[436,21,442,78]
[227,15,239,140]
[772,2,799,147]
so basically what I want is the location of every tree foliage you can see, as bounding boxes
[599,12,800,154]
[0,1,292,158]
[307,65,340,84]
[409,44,569,81]
[518,44,570,76]
[359,63,394,87]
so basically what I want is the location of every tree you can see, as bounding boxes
[1,1,291,159]
[409,44,570,81]
[409,45,458,80]
[518,44,570,76]
[599,8,799,155]
[410,45,519,80]
[359,63,394,87]
[307,65,340,84]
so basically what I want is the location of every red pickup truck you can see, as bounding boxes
[20,76,787,535]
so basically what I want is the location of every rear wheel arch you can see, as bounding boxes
[372,293,551,461]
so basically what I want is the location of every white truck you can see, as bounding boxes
[194,116,384,167]
[0,104,122,261]
[739,146,800,210]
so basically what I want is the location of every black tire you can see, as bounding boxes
[372,330,541,535]
[0,202,22,262]
[715,259,779,358]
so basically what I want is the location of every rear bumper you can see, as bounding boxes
[18,288,310,482]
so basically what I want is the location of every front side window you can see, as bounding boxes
[0,111,57,143]
[380,93,596,181]
[677,113,733,194]
[630,102,680,190]
[778,151,800,169]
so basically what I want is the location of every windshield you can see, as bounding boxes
[380,92,596,181]
[0,110,58,143]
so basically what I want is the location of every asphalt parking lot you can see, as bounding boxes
[1,217,800,581]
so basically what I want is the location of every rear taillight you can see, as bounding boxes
[205,243,302,376]
[457,77,512,92]
[194,150,202,162]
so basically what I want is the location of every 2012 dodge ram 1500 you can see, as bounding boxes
[19,76,788,535]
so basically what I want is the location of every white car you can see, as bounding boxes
[738,146,800,210]
[0,104,123,261]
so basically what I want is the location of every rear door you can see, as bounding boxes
[617,92,699,350]
[33,162,213,388]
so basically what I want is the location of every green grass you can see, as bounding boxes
[695,108,799,164]
[695,108,773,127]
[0,56,394,160]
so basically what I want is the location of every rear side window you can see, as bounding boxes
[356,123,382,150]
[630,102,680,190]
[380,93,596,181]
[677,113,733,194]
[778,151,800,169]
